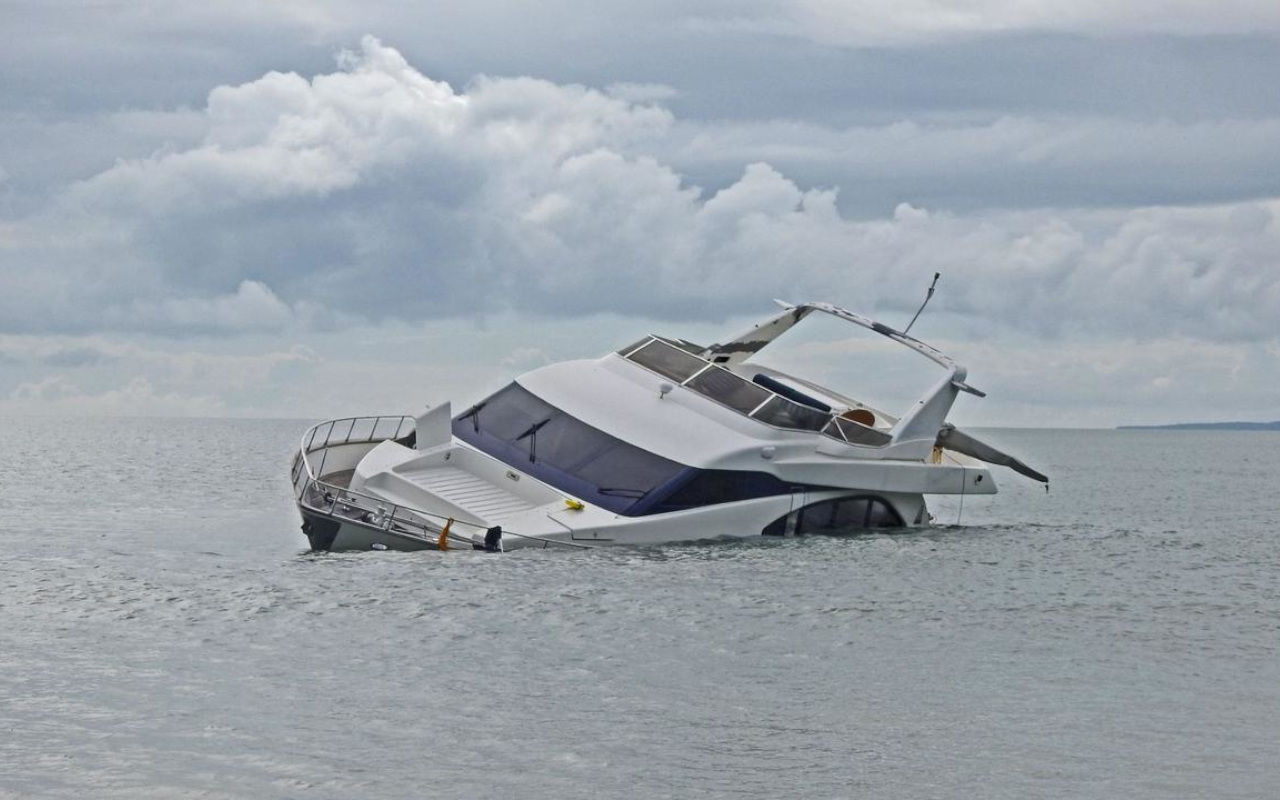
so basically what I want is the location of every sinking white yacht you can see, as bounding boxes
[290,301,1047,552]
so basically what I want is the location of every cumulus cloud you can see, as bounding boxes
[665,115,1280,212]
[110,280,320,334]
[2,36,1279,349]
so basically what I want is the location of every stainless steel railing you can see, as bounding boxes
[621,336,891,447]
[293,415,593,550]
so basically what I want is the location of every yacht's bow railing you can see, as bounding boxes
[292,415,593,550]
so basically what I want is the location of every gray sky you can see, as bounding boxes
[2,1,1278,425]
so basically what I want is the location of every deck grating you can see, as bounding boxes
[398,465,535,520]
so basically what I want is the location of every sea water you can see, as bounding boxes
[1,418,1277,799]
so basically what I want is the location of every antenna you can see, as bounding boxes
[903,272,940,336]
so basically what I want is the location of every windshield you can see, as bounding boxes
[453,382,686,514]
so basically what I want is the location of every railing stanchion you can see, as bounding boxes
[295,414,595,550]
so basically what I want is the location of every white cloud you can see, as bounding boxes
[111,280,317,333]
[665,115,1280,211]
[2,4,1277,425]
[2,36,1279,352]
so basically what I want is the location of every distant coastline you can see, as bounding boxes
[1117,420,1280,431]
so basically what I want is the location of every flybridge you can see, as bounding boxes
[616,299,985,451]
[618,335,893,447]
[698,301,989,448]
[619,301,1046,482]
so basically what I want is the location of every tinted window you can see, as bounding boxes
[467,382,553,441]
[799,497,902,531]
[751,396,830,431]
[751,373,831,412]
[865,499,902,527]
[798,498,869,532]
[685,367,772,414]
[454,383,686,514]
[645,470,795,513]
[762,496,904,535]
[825,417,892,447]
[569,439,683,497]
[627,340,707,382]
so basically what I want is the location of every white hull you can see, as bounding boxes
[289,300,1044,553]
[295,480,928,552]
[293,431,939,553]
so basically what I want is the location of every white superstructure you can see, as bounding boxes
[290,301,1047,551]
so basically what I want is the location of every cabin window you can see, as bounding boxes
[453,382,686,514]
[685,367,772,415]
[626,339,707,382]
[643,469,797,514]
[750,373,831,413]
[824,416,893,447]
[751,396,830,431]
[761,496,904,535]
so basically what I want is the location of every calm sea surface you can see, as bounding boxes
[1,418,1277,799]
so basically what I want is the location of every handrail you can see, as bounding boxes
[621,336,877,444]
[294,416,594,550]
